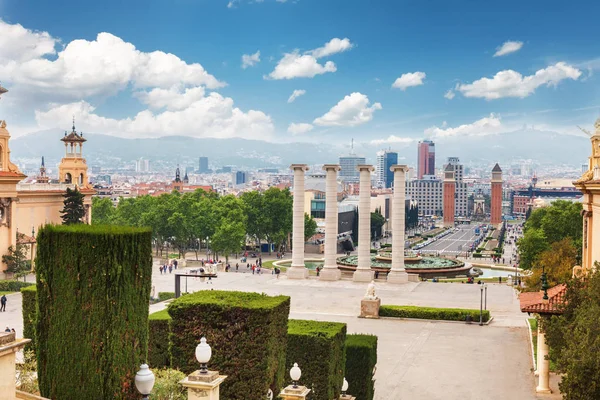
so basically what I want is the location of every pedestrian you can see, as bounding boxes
[0,294,6,312]
[169,265,173,274]
[498,276,502,284]
[173,260,178,269]
[247,263,250,269]
[252,265,255,275]
[4,327,10,332]
[236,263,239,272]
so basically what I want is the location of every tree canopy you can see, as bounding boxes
[523,238,578,291]
[304,213,317,241]
[60,187,86,225]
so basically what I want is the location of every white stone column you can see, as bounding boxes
[353,165,375,282]
[534,323,542,376]
[288,164,309,279]
[321,164,341,281]
[536,326,552,394]
[388,165,409,283]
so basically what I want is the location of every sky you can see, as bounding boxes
[1,0,600,152]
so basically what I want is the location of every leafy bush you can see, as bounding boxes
[369,249,377,254]
[0,280,34,292]
[379,305,490,322]
[149,310,171,369]
[345,335,377,400]
[21,285,37,352]
[35,225,153,400]
[286,320,346,400]
[169,290,290,400]
[473,254,483,258]
[474,248,482,253]
[16,349,39,395]
[152,369,186,400]
[380,244,392,248]
[158,292,176,302]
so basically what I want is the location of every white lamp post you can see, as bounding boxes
[195,337,212,374]
[290,363,301,388]
[135,364,155,400]
[342,377,348,395]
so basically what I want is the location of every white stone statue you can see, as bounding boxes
[365,280,377,300]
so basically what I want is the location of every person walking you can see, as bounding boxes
[0,294,6,312]
[169,265,173,274]
[252,265,255,275]
[236,263,239,272]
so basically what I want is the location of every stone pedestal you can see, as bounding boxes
[340,395,356,400]
[286,266,309,279]
[280,385,311,400]
[360,298,380,318]
[536,328,552,394]
[354,165,375,282]
[321,165,342,281]
[180,370,227,400]
[0,332,31,400]
[387,271,409,284]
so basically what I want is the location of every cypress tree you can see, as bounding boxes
[60,187,85,225]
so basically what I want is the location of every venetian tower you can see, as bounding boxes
[58,119,90,188]
[490,163,503,225]
[443,164,456,227]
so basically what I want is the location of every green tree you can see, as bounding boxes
[241,191,267,252]
[370,212,385,239]
[263,188,293,253]
[2,239,30,280]
[523,238,578,291]
[60,187,86,225]
[91,197,114,225]
[211,220,246,264]
[517,227,549,269]
[304,213,317,241]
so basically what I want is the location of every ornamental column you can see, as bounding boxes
[288,164,309,279]
[321,164,341,281]
[536,326,551,394]
[353,165,375,282]
[388,165,409,283]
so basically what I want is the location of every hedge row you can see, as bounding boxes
[0,280,34,292]
[286,319,346,400]
[149,309,171,369]
[36,225,153,400]
[158,292,176,301]
[169,290,290,400]
[345,335,377,400]
[379,305,490,322]
[21,285,37,352]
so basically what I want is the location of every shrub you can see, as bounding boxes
[473,254,483,258]
[345,335,377,400]
[379,305,490,322]
[35,225,153,400]
[21,285,37,352]
[16,349,39,395]
[169,290,290,400]
[152,369,186,400]
[158,292,175,302]
[149,310,171,369]
[286,320,346,400]
[0,280,34,292]
[369,249,377,254]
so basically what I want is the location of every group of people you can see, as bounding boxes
[4,327,15,333]
[159,259,178,274]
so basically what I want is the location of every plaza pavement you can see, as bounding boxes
[1,261,561,399]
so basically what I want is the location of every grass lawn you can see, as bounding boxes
[261,259,287,272]
[528,318,556,372]
[437,277,506,283]
[0,291,14,296]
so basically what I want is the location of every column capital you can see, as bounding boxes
[390,164,409,173]
[290,164,309,172]
[322,164,341,172]
[356,164,375,172]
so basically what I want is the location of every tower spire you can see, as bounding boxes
[72,115,76,132]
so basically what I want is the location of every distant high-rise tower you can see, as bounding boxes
[491,164,503,225]
[376,150,398,188]
[198,157,209,173]
[443,164,456,227]
[417,140,435,179]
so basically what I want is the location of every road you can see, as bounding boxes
[418,225,480,255]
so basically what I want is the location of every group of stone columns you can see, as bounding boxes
[288,163,409,283]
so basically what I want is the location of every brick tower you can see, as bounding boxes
[443,164,455,227]
[491,163,503,225]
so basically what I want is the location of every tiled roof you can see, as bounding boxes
[519,284,567,314]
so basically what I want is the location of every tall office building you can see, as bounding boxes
[134,158,150,172]
[339,155,366,183]
[417,140,435,179]
[406,176,443,216]
[198,157,209,173]
[234,171,247,185]
[376,150,398,188]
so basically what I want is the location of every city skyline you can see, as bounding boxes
[0,0,599,155]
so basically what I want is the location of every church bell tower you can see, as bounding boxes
[58,118,89,188]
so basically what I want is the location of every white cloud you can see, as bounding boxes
[424,114,503,138]
[391,71,426,90]
[310,38,353,59]
[444,90,455,100]
[35,97,274,140]
[287,89,306,103]
[370,136,414,145]
[314,92,381,127]
[266,37,353,80]
[456,62,582,100]
[241,50,261,69]
[493,41,523,57]
[287,122,313,135]
[134,86,206,111]
[227,1,237,8]
[0,19,57,63]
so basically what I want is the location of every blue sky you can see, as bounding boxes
[1,0,600,149]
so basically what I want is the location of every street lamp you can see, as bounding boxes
[290,363,302,388]
[135,364,155,400]
[195,337,212,374]
[479,285,484,326]
[341,377,349,396]
[484,284,487,310]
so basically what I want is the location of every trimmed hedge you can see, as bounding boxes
[158,292,176,301]
[379,305,491,322]
[35,225,153,400]
[149,309,171,369]
[286,320,346,400]
[169,290,290,400]
[21,285,37,352]
[345,335,377,400]
[0,280,34,292]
